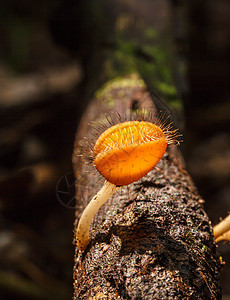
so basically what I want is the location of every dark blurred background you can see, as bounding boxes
[0,0,229,299]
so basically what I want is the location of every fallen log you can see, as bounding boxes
[72,76,221,299]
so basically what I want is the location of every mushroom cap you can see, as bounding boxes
[93,121,167,186]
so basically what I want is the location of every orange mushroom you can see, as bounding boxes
[76,117,179,251]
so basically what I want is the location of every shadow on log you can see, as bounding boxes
[72,75,221,299]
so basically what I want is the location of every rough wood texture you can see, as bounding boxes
[73,76,221,299]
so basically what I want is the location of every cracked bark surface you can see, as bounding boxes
[72,79,221,299]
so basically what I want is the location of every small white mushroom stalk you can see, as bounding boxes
[76,181,120,251]
[213,214,230,242]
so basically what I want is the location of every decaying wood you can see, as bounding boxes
[72,76,221,299]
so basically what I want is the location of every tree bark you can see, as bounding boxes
[72,76,221,299]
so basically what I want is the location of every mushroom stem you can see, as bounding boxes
[213,214,230,241]
[76,181,120,251]
[215,229,230,243]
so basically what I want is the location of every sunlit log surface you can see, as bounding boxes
[72,76,221,300]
